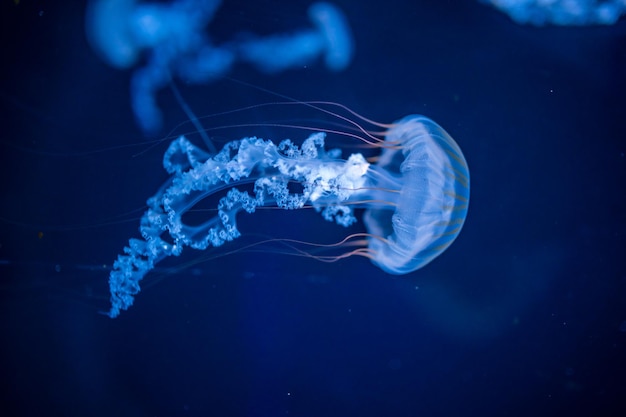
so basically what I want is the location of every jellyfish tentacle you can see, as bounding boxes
[107,132,370,317]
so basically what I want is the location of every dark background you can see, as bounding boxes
[1,1,625,416]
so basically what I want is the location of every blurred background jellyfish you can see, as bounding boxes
[480,0,626,25]
[85,0,354,134]
[107,111,470,317]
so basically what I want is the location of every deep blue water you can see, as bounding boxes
[1,1,625,416]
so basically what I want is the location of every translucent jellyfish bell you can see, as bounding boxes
[362,116,470,274]
[106,110,469,317]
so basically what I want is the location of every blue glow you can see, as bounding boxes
[480,0,626,25]
[107,115,470,317]
[86,0,354,134]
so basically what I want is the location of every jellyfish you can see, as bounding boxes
[107,111,470,317]
[85,0,354,134]
[479,0,626,25]
[237,2,353,73]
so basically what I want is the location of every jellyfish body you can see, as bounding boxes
[362,116,470,274]
[107,115,469,318]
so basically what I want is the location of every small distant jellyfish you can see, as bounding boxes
[480,0,626,25]
[85,0,354,134]
[238,2,353,73]
[106,109,470,317]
